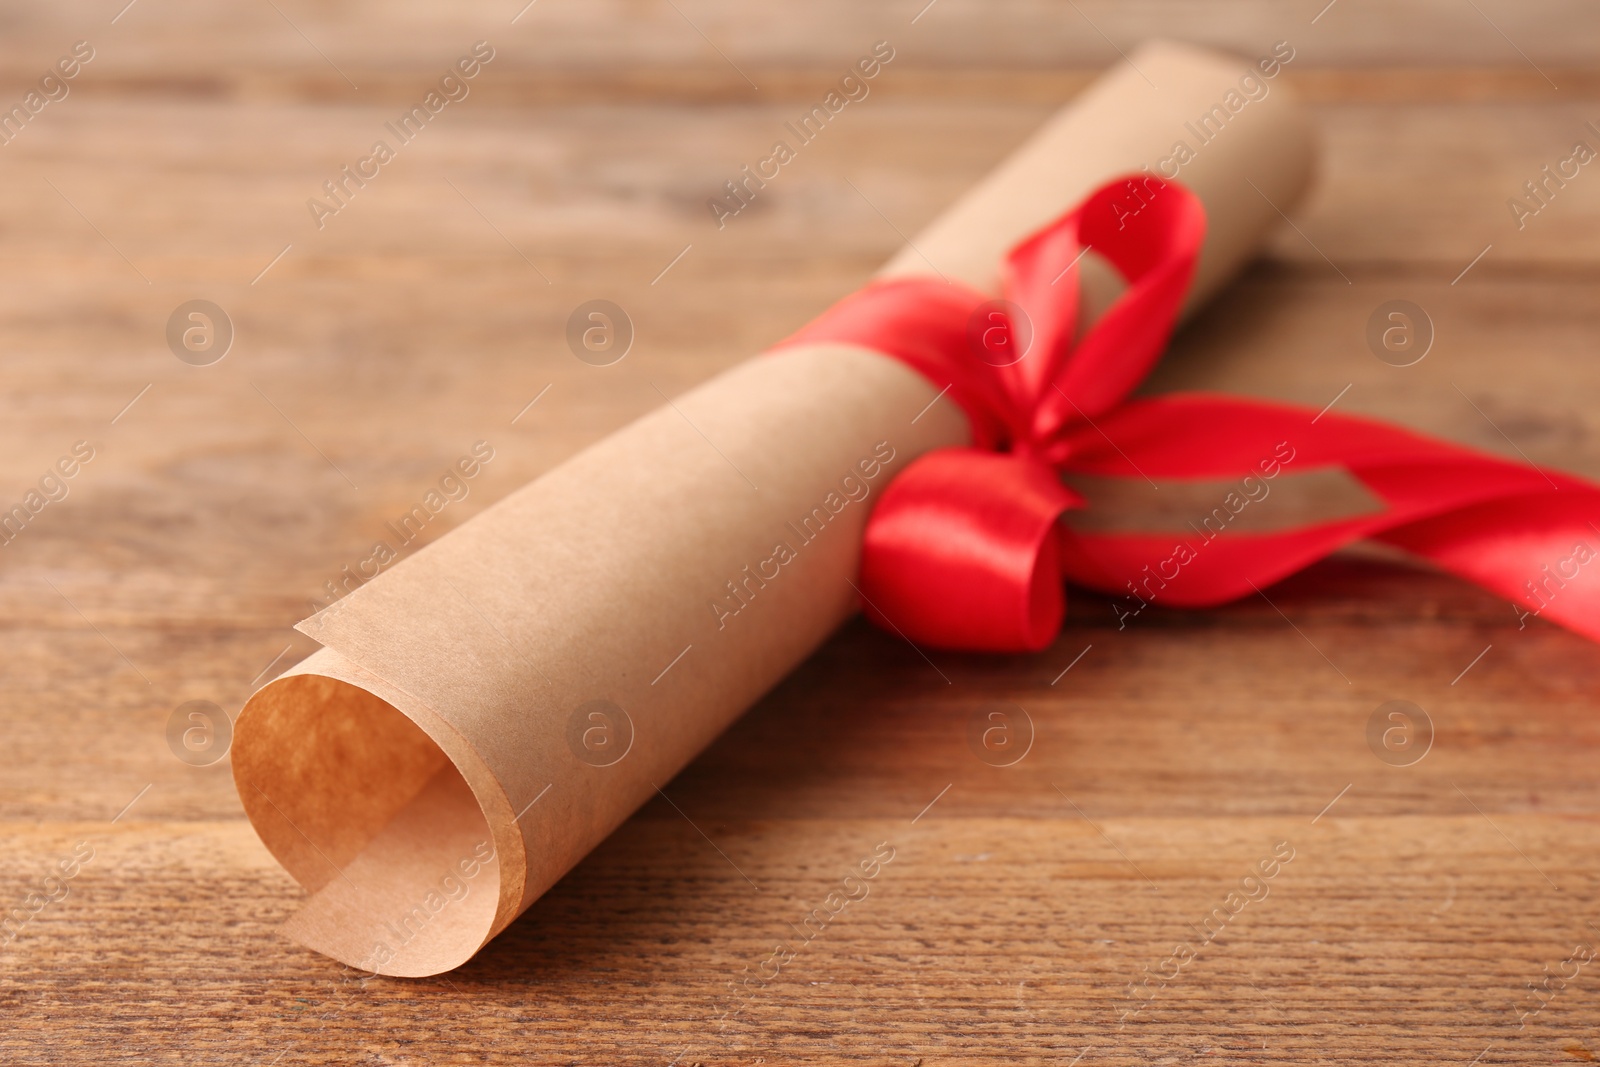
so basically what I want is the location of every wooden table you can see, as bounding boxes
[5,2,1600,1063]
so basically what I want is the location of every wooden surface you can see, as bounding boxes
[6,1,1600,1063]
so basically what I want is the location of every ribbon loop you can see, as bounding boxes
[859,448,1081,652]
[1039,178,1205,434]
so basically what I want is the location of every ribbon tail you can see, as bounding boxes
[1378,492,1600,642]
[1056,394,1600,643]
[858,448,1081,652]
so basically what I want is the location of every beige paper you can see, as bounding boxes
[233,40,1316,977]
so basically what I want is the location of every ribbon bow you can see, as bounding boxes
[778,175,1600,653]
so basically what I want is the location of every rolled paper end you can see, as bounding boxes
[858,448,1080,653]
[233,649,523,977]
[231,344,966,977]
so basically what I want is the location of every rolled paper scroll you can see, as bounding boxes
[233,40,1316,977]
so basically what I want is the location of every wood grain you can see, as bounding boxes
[5,0,1600,1063]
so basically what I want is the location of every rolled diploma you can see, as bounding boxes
[233,39,1315,977]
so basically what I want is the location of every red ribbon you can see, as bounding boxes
[774,175,1600,652]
